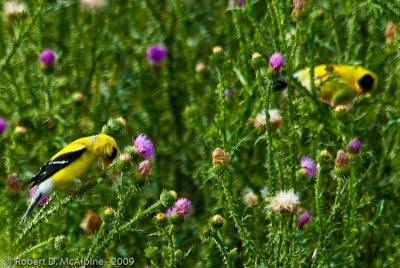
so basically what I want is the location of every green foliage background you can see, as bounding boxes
[1,0,400,267]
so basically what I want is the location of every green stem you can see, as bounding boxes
[275,213,284,268]
[259,70,276,192]
[218,174,263,264]
[212,231,234,268]
[94,200,164,257]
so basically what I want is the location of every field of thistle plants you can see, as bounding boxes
[2,0,400,267]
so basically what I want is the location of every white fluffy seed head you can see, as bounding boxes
[242,191,259,206]
[268,189,300,212]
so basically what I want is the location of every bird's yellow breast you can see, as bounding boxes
[50,150,98,189]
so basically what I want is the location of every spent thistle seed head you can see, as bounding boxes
[80,210,100,235]
[212,148,230,165]
[269,109,283,128]
[146,44,167,65]
[242,191,259,206]
[268,189,300,213]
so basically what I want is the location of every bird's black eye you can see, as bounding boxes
[358,74,375,92]
[108,147,118,161]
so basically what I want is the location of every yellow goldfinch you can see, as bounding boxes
[294,64,378,108]
[20,134,118,224]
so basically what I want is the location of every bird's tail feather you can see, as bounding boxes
[19,193,42,225]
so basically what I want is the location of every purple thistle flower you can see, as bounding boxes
[268,52,285,71]
[146,44,167,65]
[224,88,232,97]
[348,138,362,155]
[133,134,155,159]
[29,187,50,206]
[165,207,174,216]
[39,49,56,66]
[173,198,192,217]
[297,209,310,229]
[0,117,7,133]
[237,0,244,7]
[300,156,317,177]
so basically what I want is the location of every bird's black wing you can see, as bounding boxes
[28,146,87,188]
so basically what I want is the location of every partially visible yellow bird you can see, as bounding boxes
[294,64,378,107]
[20,134,118,224]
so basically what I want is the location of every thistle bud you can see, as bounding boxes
[54,235,66,251]
[320,149,330,158]
[160,189,177,207]
[144,246,159,260]
[291,0,305,18]
[136,160,151,177]
[15,125,27,134]
[334,149,350,176]
[195,62,206,73]
[347,138,362,156]
[210,214,225,228]
[385,21,396,44]
[250,52,263,68]
[200,226,212,240]
[103,207,114,216]
[297,209,310,229]
[115,116,127,127]
[154,212,167,227]
[211,46,224,62]
[212,46,223,55]
[116,152,131,170]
